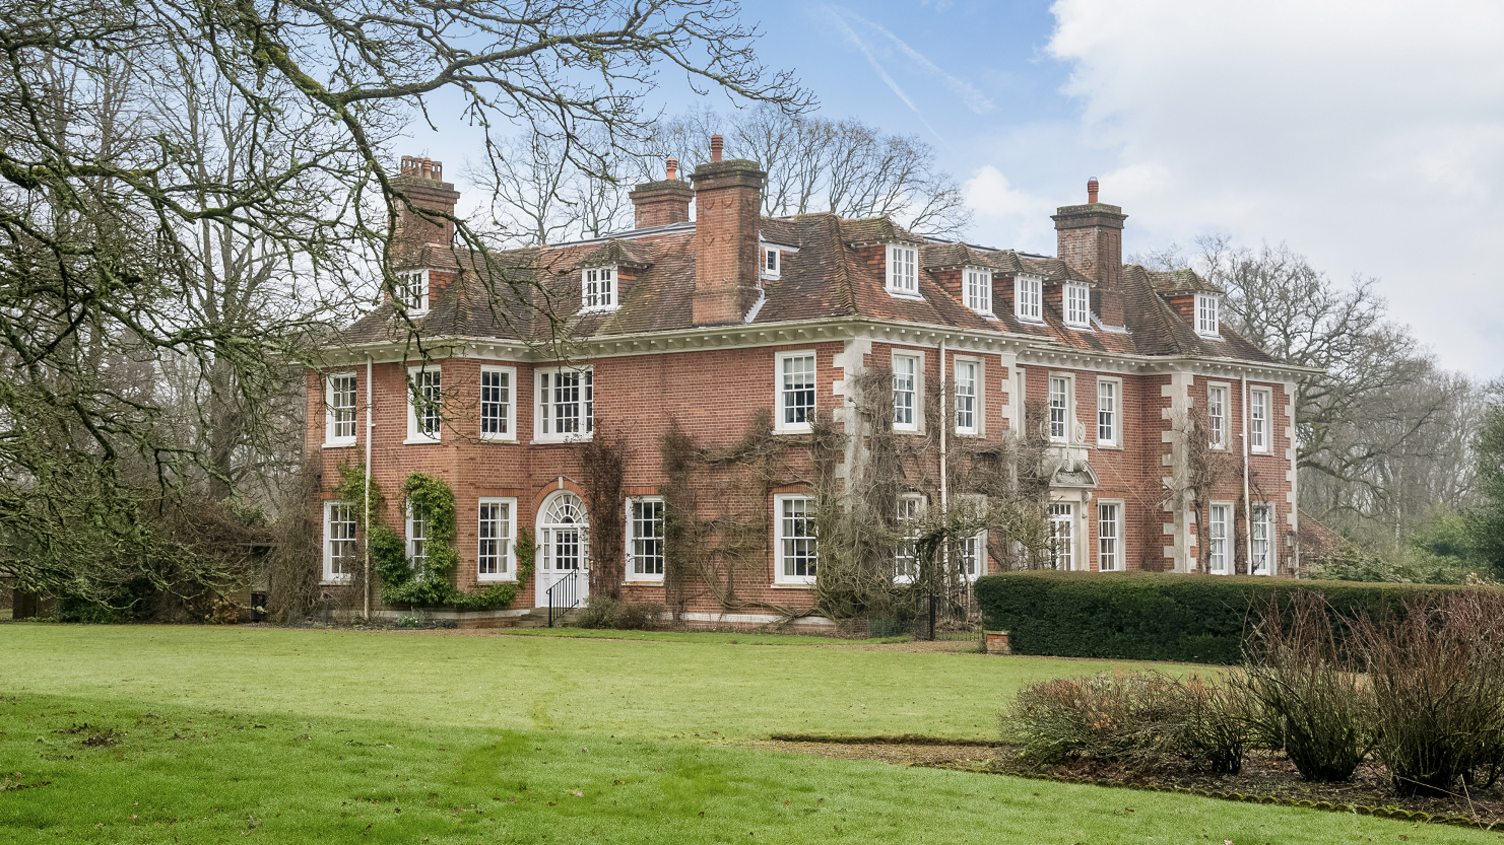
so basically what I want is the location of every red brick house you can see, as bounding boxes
[307,144,1308,626]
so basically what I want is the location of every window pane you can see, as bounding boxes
[1049,503,1073,570]
[1098,503,1119,571]
[1209,505,1228,574]
[630,499,665,576]
[1209,387,1225,447]
[1049,376,1068,441]
[781,497,817,577]
[893,356,916,428]
[1097,381,1116,444]
[481,370,510,436]
[782,355,815,425]
[955,362,977,433]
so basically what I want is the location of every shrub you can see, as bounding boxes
[1004,669,1254,773]
[1239,593,1373,782]
[1353,591,1504,797]
[577,597,664,630]
[974,570,1475,664]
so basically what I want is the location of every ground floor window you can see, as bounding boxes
[406,502,429,573]
[1208,503,1231,575]
[627,497,665,580]
[478,498,515,579]
[776,495,817,583]
[1251,503,1273,575]
[894,494,924,581]
[1048,502,1074,570]
[958,532,984,580]
[1097,502,1121,571]
[324,501,357,582]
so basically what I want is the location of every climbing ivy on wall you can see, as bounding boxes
[334,465,534,610]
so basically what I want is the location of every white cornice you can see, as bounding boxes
[312,317,1322,380]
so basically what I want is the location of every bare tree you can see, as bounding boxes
[0,1,806,601]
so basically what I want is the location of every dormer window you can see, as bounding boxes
[886,244,919,297]
[762,247,781,280]
[1195,294,1220,337]
[1064,283,1091,328]
[1014,275,1042,322]
[964,267,993,315]
[397,270,429,315]
[582,266,616,312]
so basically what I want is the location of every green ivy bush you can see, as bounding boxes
[576,596,666,630]
[337,466,534,611]
[974,571,1477,664]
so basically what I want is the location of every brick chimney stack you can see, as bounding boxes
[1052,178,1127,325]
[690,137,764,326]
[628,157,693,228]
[391,156,461,256]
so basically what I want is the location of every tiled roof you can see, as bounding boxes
[332,213,1279,366]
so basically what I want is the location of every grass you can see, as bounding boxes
[1,623,1492,843]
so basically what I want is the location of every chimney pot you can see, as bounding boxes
[666,157,678,181]
[710,135,724,162]
[1087,177,1099,204]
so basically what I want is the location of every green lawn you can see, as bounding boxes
[0,624,1486,843]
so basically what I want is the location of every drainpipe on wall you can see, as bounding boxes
[364,354,374,621]
[1242,375,1252,575]
[938,338,949,590]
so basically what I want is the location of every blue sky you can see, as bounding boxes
[409,1,1504,379]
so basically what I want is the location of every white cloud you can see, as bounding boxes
[1047,0,1504,376]
[963,166,1056,249]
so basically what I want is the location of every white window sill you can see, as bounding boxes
[774,427,813,435]
[478,575,517,583]
[976,312,999,321]
[1064,323,1095,332]
[1197,333,1224,341]
[479,436,518,444]
[578,306,618,315]
[323,441,357,449]
[625,577,665,584]
[319,579,353,587]
[403,437,442,446]
[885,290,925,301]
[1096,443,1123,451]
[771,581,815,589]
[955,429,980,438]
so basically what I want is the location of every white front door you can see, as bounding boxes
[535,491,590,608]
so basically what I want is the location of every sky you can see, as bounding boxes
[407,0,1504,379]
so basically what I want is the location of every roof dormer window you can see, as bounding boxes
[762,247,781,280]
[964,266,993,315]
[1196,293,1220,337]
[1064,283,1091,328]
[397,269,429,316]
[1014,275,1042,322]
[582,266,617,312]
[886,244,919,298]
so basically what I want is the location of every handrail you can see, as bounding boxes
[545,568,582,627]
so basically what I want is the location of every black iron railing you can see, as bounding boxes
[546,568,581,627]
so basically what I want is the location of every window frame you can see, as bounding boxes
[955,495,987,581]
[1064,283,1091,328]
[773,494,818,585]
[775,350,817,434]
[535,366,595,443]
[885,243,920,298]
[1207,383,1229,450]
[1014,275,1043,322]
[479,365,517,442]
[322,500,358,583]
[1096,377,1120,448]
[1250,502,1274,576]
[580,266,617,312]
[1097,500,1123,572]
[1195,294,1220,337]
[397,269,429,315]
[1048,373,1073,443]
[477,497,517,581]
[405,500,429,574]
[953,357,981,436]
[1048,501,1075,570]
[892,352,921,433]
[324,371,358,447]
[894,493,926,583]
[1208,501,1233,575]
[625,496,667,582]
[762,247,781,280]
[964,266,993,315]
[1250,387,1271,453]
[405,365,443,444]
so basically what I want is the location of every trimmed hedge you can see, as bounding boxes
[974,571,1480,665]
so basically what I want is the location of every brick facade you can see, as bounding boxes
[307,147,1308,622]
